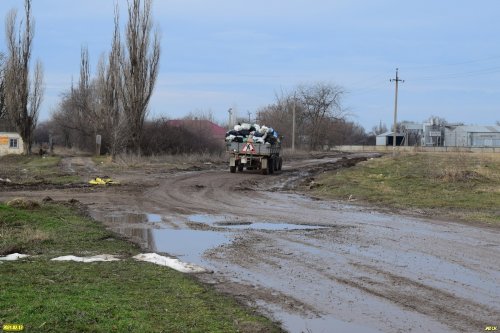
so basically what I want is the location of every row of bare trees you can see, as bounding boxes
[257,82,370,149]
[0,0,44,154]
[0,0,381,155]
[49,0,160,157]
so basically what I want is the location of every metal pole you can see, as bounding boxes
[227,108,233,130]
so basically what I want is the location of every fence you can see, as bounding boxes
[332,145,500,153]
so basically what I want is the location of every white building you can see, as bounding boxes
[0,132,24,156]
[444,125,500,147]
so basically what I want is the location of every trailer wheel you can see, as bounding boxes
[238,163,244,172]
[230,166,236,173]
[268,158,274,174]
[273,157,279,172]
[278,157,283,171]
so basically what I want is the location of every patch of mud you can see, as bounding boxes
[0,182,90,191]
[214,221,326,231]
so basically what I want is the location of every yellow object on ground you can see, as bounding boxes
[88,177,119,185]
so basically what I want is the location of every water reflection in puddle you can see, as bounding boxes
[152,229,230,264]
[188,214,326,231]
[92,211,162,224]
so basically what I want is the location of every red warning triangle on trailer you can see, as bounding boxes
[242,143,255,153]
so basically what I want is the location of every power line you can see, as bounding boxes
[404,54,500,71]
[411,66,500,82]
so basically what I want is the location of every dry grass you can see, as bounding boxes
[314,152,500,224]
[0,225,50,255]
[6,198,40,210]
[107,151,227,168]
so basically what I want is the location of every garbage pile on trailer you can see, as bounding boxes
[225,123,280,144]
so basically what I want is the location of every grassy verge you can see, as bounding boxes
[92,152,227,176]
[0,202,280,332]
[0,155,80,185]
[312,152,500,224]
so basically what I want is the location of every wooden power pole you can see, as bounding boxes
[390,68,404,156]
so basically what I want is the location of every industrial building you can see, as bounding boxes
[444,125,500,147]
[376,121,500,148]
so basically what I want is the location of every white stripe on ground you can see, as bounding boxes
[51,254,121,262]
[0,253,29,261]
[2,252,208,273]
[133,253,209,273]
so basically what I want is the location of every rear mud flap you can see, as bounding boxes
[261,158,268,170]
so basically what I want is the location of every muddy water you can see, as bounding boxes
[92,209,385,333]
[89,188,500,333]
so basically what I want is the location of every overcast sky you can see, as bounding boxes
[1,0,499,130]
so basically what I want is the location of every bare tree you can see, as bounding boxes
[96,10,128,158]
[75,47,101,139]
[0,52,5,119]
[371,122,388,136]
[3,0,44,154]
[296,82,345,150]
[51,47,98,151]
[120,0,161,154]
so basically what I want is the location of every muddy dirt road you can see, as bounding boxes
[1,154,499,333]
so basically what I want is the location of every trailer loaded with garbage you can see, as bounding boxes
[225,123,282,175]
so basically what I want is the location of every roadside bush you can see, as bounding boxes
[140,118,224,156]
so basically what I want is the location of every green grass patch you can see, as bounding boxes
[0,203,279,332]
[313,153,500,224]
[0,155,81,185]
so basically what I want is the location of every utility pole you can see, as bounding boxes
[227,108,233,129]
[292,94,296,152]
[247,110,251,123]
[390,68,404,156]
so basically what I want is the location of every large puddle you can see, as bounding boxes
[92,211,233,266]
[90,210,381,333]
[188,214,326,231]
[92,211,326,265]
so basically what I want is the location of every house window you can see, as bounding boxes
[9,138,18,149]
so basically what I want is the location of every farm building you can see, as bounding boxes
[0,132,24,156]
[376,131,405,146]
[444,125,500,147]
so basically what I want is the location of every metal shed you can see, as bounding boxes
[444,125,500,147]
[376,131,405,146]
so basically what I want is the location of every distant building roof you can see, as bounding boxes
[445,125,500,133]
[404,123,423,130]
[376,131,404,137]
